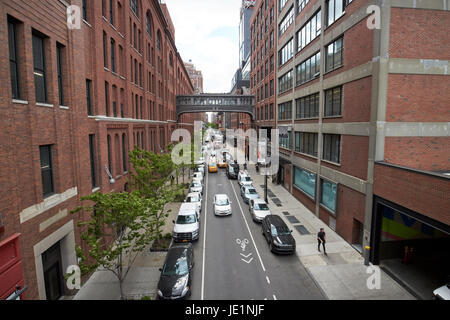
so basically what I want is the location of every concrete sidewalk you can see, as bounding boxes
[230,145,414,300]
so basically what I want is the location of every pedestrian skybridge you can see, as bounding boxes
[176,94,255,120]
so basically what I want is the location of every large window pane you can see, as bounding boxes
[321,179,337,213]
[40,145,54,197]
[294,167,316,199]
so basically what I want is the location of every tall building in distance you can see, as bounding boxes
[184,59,204,94]
[0,0,194,299]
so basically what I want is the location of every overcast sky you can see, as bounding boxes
[164,0,242,93]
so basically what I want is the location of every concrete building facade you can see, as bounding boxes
[0,0,194,299]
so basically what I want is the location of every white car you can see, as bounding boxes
[238,172,253,187]
[213,194,232,216]
[210,150,216,157]
[185,192,202,215]
[172,209,199,242]
[189,181,203,194]
[193,172,203,182]
[249,199,271,222]
[433,283,450,300]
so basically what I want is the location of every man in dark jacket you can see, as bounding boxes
[317,228,327,255]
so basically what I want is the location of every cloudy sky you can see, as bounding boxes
[164,0,242,93]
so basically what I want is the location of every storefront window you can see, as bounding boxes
[321,178,337,213]
[294,167,316,199]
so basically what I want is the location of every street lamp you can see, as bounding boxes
[263,160,271,204]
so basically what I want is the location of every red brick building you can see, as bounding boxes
[0,0,194,299]
[268,0,449,296]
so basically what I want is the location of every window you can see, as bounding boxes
[86,79,92,115]
[110,38,116,72]
[56,44,64,105]
[322,134,340,163]
[325,37,343,72]
[278,69,293,93]
[82,0,88,21]
[324,86,342,117]
[32,32,47,103]
[107,135,112,175]
[156,30,161,50]
[296,52,320,85]
[102,0,106,17]
[270,55,274,72]
[89,134,97,189]
[278,101,292,120]
[295,132,318,156]
[321,179,337,213]
[8,19,20,99]
[109,0,114,25]
[327,0,345,26]
[112,86,117,117]
[279,0,288,12]
[279,130,292,149]
[297,0,310,14]
[296,92,319,118]
[297,10,321,52]
[133,23,137,48]
[294,167,316,199]
[130,0,138,17]
[278,6,294,36]
[270,104,274,119]
[278,38,293,66]
[270,79,274,96]
[122,134,127,172]
[40,145,54,197]
[103,32,108,68]
[105,82,110,116]
[146,11,152,36]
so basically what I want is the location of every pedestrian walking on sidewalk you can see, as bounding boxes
[317,228,327,255]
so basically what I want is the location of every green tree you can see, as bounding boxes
[71,191,158,300]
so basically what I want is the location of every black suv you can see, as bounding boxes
[226,163,239,179]
[157,243,194,299]
[261,215,296,254]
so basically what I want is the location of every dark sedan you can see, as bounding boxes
[157,243,194,299]
[261,215,296,254]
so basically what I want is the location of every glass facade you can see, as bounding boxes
[321,179,337,213]
[294,167,316,199]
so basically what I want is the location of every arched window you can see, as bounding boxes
[130,0,139,17]
[169,52,173,67]
[122,133,127,172]
[156,30,161,50]
[146,11,153,37]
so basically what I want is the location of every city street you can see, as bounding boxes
[189,153,325,300]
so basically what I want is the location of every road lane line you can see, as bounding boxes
[229,179,266,272]
[266,276,271,284]
[201,166,208,300]
[273,294,277,300]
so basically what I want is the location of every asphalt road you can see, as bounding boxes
[189,158,325,300]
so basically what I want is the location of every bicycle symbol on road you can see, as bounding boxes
[236,238,249,251]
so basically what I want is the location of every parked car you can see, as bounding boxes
[213,194,232,216]
[433,283,450,300]
[226,163,239,179]
[157,243,194,300]
[179,201,201,220]
[193,172,203,182]
[218,158,227,168]
[261,215,296,254]
[238,172,253,187]
[185,192,202,215]
[172,207,200,242]
[194,165,204,175]
[249,199,271,222]
[189,181,203,194]
[240,185,259,204]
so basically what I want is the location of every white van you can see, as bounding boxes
[172,203,200,242]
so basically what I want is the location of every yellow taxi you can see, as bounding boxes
[208,161,218,173]
[218,158,227,168]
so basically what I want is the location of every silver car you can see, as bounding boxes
[240,185,259,204]
[213,194,232,216]
[189,181,203,194]
[249,199,271,222]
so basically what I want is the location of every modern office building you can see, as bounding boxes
[0,0,194,299]
[272,0,449,297]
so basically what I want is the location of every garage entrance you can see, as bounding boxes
[370,197,450,299]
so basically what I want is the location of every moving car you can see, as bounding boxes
[172,207,200,242]
[157,243,194,300]
[240,185,259,204]
[226,163,239,179]
[185,192,202,215]
[249,199,271,222]
[238,173,253,187]
[261,215,296,254]
[433,283,450,300]
[208,160,218,173]
[189,181,203,194]
[217,158,227,168]
[213,194,232,216]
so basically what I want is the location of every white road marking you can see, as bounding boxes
[229,179,266,272]
[240,252,252,258]
[273,294,277,300]
[266,276,271,284]
[241,257,254,264]
[201,168,208,300]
